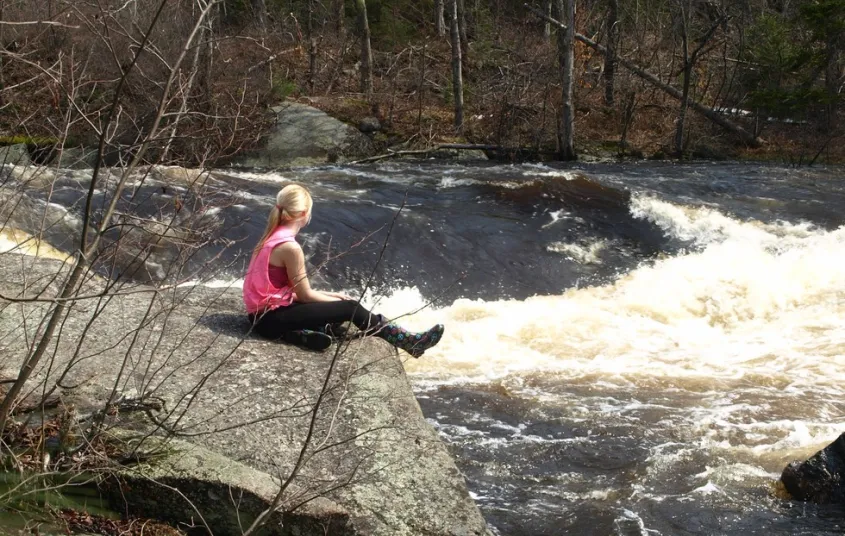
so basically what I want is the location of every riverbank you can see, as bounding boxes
[3,97,842,172]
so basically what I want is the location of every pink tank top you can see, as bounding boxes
[243,226,297,314]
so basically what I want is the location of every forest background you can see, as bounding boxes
[1,0,843,166]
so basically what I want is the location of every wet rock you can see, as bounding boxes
[0,182,83,255]
[48,146,99,169]
[425,147,489,161]
[0,165,229,284]
[690,142,734,161]
[358,116,381,133]
[577,140,645,162]
[0,144,31,166]
[238,102,376,167]
[781,433,845,504]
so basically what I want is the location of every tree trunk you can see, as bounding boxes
[203,3,216,104]
[527,4,763,147]
[556,0,576,160]
[356,0,373,97]
[435,0,446,36]
[417,41,428,133]
[0,0,5,108]
[335,0,346,38]
[674,1,690,156]
[544,0,553,40]
[252,0,267,31]
[824,40,841,131]
[675,62,692,155]
[604,0,619,105]
[308,0,317,94]
[620,91,636,147]
[458,0,468,56]
[449,0,464,132]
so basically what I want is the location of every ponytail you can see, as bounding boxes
[252,184,313,257]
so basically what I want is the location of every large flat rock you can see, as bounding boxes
[0,254,490,536]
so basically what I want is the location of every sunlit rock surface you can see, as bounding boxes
[0,254,490,536]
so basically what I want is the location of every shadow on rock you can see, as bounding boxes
[197,312,258,340]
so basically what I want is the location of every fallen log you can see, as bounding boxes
[349,143,556,164]
[526,4,763,148]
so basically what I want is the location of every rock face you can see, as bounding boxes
[0,144,31,166]
[781,433,845,504]
[239,102,376,168]
[102,437,356,535]
[48,146,99,169]
[358,117,381,133]
[0,173,81,258]
[0,253,491,536]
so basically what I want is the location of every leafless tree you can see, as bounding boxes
[604,0,619,105]
[556,0,577,160]
[528,3,762,147]
[672,0,727,156]
[0,0,273,451]
[252,0,268,31]
[449,0,465,133]
[435,0,446,36]
[356,0,374,98]
[544,0,553,40]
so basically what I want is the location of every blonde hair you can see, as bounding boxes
[252,183,313,257]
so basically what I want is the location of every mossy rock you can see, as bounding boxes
[99,435,356,536]
[0,135,59,147]
[48,147,100,169]
[690,142,736,161]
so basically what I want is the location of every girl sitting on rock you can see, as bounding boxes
[243,183,444,356]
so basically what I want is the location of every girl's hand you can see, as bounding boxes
[327,291,355,301]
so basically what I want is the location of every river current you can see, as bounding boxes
[3,161,844,535]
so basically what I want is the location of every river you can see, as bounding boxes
[4,160,845,535]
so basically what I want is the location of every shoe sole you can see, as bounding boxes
[283,330,333,351]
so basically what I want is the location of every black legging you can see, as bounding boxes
[249,300,383,340]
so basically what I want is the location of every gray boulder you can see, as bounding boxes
[0,144,31,166]
[240,102,377,168]
[49,146,99,169]
[101,437,355,535]
[358,116,382,133]
[428,147,489,161]
[781,433,845,504]
[0,254,491,536]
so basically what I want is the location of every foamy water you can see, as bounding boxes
[395,191,845,534]
[370,199,845,391]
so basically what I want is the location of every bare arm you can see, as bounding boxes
[274,242,340,303]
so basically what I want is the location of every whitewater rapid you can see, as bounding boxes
[370,196,845,389]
